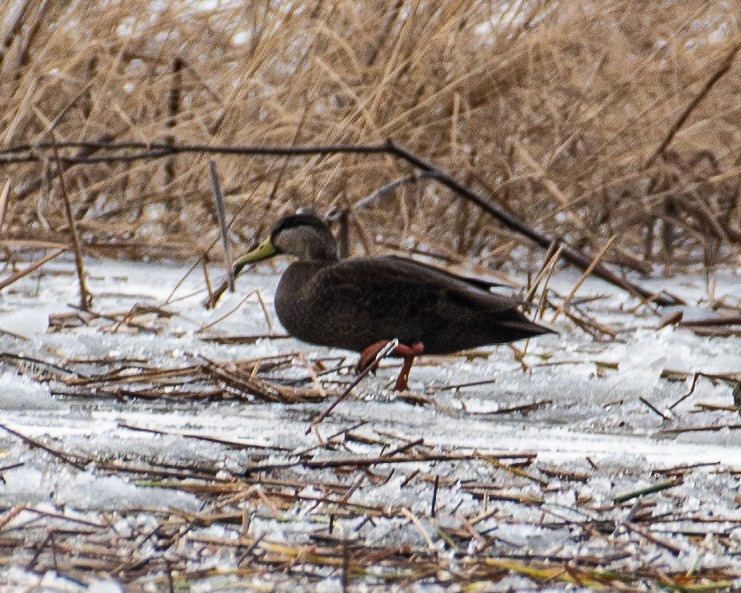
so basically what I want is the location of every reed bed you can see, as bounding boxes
[0,0,739,273]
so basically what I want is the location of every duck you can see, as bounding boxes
[234,213,555,390]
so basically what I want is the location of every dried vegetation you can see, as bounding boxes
[2,338,740,592]
[0,0,740,272]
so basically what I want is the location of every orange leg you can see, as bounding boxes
[357,340,425,391]
[356,340,389,374]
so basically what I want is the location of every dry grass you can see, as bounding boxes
[1,0,740,272]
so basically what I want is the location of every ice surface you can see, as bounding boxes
[0,370,59,410]
[0,256,738,591]
[0,307,50,336]
[86,580,125,593]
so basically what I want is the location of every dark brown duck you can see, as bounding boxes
[235,214,555,390]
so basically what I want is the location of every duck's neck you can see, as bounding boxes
[279,259,332,291]
[274,260,330,336]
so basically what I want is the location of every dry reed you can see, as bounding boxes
[0,0,740,272]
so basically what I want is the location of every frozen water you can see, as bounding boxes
[0,255,738,591]
[0,370,58,410]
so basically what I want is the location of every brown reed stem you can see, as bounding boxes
[0,179,11,231]
[0,246,66,291]
[165,56,184,186]
[209,160,235,292]
[645,43,740,168]
[51,136,92,311]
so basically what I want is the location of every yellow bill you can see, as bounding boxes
[234,237,277,266]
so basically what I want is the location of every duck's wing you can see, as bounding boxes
[382,256,510,291]
[366,258,556,341]
[318,256,520,314]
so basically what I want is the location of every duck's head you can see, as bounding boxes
[235,213,339,266]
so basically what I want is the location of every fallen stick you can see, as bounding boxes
[0,246,66,291]
[309,339,399,431]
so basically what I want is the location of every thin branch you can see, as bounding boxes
[309,339,399,431]
[0,423,86,471]
[0,246,66,291]
[353,172,431,210]
[383,143,683,306]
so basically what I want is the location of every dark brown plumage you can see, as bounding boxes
[235,214,555,389]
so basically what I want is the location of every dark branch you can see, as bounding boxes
[1,139,683,306]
